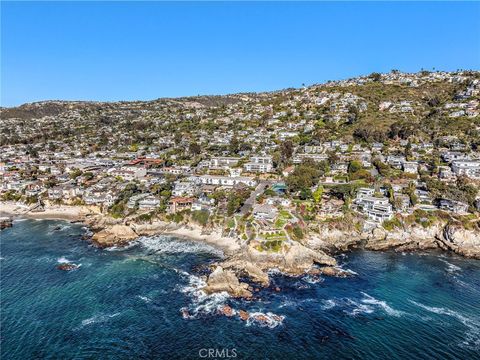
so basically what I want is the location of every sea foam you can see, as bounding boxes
[360,292,404,317]
[410,300,480,349]
[137,235,224,257]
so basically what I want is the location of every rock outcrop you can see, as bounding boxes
[308,221,480,259]
[315,266,352,277]
[91,224,138,247]
[220,259,270,286]
[0,217,13,230]
[202,242,337,296]
[241,242,336,275]
[439,224,480,259]
[203,266,252,298]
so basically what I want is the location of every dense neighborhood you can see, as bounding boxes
[1,70,480,252]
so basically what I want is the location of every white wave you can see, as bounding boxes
[246,312,285,328]
[178,271,230,319]
[439,259,462,273]
[278,300,297,309]
[137,235,224,257]
[78,312,121,328]
[344,299,375,316]
[340,268,358,276]
[321,299,337,310]
[104,241,139,252]
[267,268,283,276]
[302,274,324,284]
[13,218,28,223]
[57,257,71,264]
[47,223,71,234]
[137,295,152,303]
[360,292,404,317]
[410,300,480,350]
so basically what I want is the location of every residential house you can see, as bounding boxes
[402,161,418,174]
[168,197,193,213]
[451,160,480,179]
[244,156,273,173]
[252,204,278,221]
[209,157,241,169]
[439,199,469,214]
[198,175,256,187]
[354,188,393,222]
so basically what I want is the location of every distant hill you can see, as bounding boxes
[1,70,479,148]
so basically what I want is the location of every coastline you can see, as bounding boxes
[0,202,88,222]
[2,201,478,261]
[0,201,240,255]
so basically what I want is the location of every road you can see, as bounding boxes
[239,180,270,215]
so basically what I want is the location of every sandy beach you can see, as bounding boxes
[1,201,240,254]
[0,202,89,221]
[162,225,241,255]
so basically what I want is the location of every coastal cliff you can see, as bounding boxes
[307,221,480,260]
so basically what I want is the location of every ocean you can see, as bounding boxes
[1,219,479,359]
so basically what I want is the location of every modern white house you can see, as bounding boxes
[252,204,278,221]
[198,175,256,187]
[402,161,418,174]
[209,157,241,169]
[354,188,393,222]
[438,199,469,214]
[172,180,198,197]
[244,156,273,173]
[451,160,480,179]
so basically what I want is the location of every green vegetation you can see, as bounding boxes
[286,159,328,194]
[191,210,210,226]
[382,217,402,231]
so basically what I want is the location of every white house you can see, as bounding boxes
[451,160,480,179]
[402,161,418,174]
[244,156,273,173]
[198,175,256,187]
[252,204,278,221]
[209,157,241,169]
[354,188,393,222]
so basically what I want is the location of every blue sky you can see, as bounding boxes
[2,1,479,107]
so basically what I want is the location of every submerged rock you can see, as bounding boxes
[0,217,13,230]
[239,310,249,321]
[254,314,269,323]
[317,266,351,277]
[219,305,234,317]
[56,263,78,271]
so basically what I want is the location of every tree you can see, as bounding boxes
[348,160,363,174]
[174,132,182,145]
[369,72,382,82]
[25,144,38,158]
[286,160,327,193]
[229,135,239,154]
[191,210,210,226]
[330,184,357,201]
[280,140,294,162]
[312,186,324,203]
[346,105,359,124]
[189,142,201,155]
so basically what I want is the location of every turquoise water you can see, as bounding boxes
[1,219,480,359]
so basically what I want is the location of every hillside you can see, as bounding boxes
[1,70,479,149]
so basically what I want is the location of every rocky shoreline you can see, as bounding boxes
[2,201,479,298]
[306,221,480,260]
[80,211,480,298]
